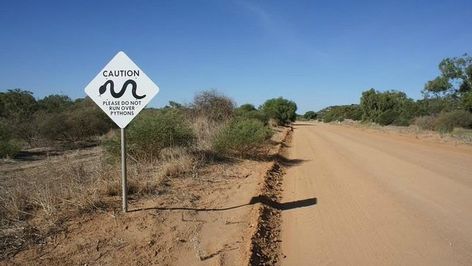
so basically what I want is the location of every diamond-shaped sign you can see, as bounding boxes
[84,51,159,128]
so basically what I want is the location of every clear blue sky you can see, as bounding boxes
[1,0,471,113]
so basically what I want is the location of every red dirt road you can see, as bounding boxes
[281,122,472,265]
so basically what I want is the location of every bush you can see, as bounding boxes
[318,105,361,123]
[0,140,21,158]
[37,98,114,142]
[192,90,235,122]
[360,89,417,125]
[0,122,21,158]
[303,111,317,120]
[413,115,436,130]
[434,110,472,133]
[213,118,272,157]
[261,97,297,125]
[105,110,195,160]
[235,104,268,124]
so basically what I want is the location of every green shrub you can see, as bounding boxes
[319,105,360,123]
[434,110,472,133]
[213,118,272,157]
[0,122,21,158]
[105,110,195,160]
[360,89,417,125]
[303,111,317,120]
[0,139,21,158]
[261,97,297,125]
[235,105,268,124]
[36,98,114,142]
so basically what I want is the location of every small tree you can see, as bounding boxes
[38,94,73,113]
[303,111,317,120]
[192,90,235,122]
[360,89,417,126]
[424,54,472,96]
[261,97,297,125]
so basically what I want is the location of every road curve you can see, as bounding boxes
[281,122,472,266]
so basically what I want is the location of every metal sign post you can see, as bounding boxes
[84,51,160,213]
[121,128,128,212]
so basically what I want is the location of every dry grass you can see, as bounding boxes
[191,116,226,151]
[0,146,198,259]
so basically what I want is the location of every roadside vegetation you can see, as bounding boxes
[0,88,297,258]
[315,54,472,135]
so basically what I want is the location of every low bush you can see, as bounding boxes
[434,110,472,133]
[303,111,317,120]
[235,105,268,124]
[213,118,272,157]
[0,122,21,158]
[192,90,235,122]
[105,110,195,160]
[413,115,437,130]
[261,97,297,125]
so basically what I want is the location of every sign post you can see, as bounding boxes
[121,128,127,212]
[84,51,159,212]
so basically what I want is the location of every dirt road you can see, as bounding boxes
[281,122,472,265]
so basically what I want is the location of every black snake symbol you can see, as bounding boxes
[99,80,146,99]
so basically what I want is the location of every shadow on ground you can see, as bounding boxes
[130,196,317,213]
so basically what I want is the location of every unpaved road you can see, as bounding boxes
[281,122,472,266]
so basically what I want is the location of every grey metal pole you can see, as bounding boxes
[121,127,128,212]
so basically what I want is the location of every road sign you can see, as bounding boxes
[84,51,159,212]
[84,51,159,128]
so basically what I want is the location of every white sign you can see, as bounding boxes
[84,51,159,128]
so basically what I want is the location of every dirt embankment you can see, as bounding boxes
[246,128,292,265]
[2,127,292,266]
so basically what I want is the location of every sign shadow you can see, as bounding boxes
[129,196,317,213]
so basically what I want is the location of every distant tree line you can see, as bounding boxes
[309,54,472,132]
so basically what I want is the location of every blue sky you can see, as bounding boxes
[1,0,471,113]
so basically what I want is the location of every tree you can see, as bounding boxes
[237,104,257,112]
[360,89,417,126]
[0,89,38,120]
[261,97,297,125]
[303,111,317,120]
[192,90,235,122]
[424,54,472,96]
[0,89,39,144]
[38,94,73,113]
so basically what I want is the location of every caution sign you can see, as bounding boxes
[84,51,159,128]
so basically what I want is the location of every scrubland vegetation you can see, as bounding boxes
[308,54,472,135]
[0,88,297,258]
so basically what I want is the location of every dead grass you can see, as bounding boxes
[0,145,199,259]
[191,116,226,151]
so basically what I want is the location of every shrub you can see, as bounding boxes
[261,97,297,125]
[0,140,21,158]
[192,90,235,122]
[36,98,114,142]
[303,111,317,120]
[0,122,21,158]
[434,110,472,133]
[37,94,73,113]
[360,89,417,125]
[413,115,436,130]
[105,110,195,160]
[213,118,272,157]
[318,105,361,123]
[235,104,269,124]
